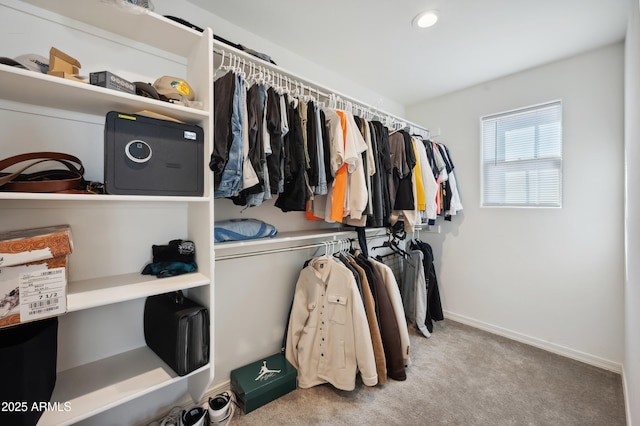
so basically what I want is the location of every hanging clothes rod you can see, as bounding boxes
[213,42,429,135]
[215,238,354,261]
[214,230,389,261]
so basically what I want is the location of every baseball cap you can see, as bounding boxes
[0,57,27,69]
[13,54,49,73]
[134,81,160,99]
[153,75,195,102]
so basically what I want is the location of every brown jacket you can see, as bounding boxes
[357,255,406,381]
[348,257,388,384]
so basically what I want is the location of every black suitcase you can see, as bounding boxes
[144,291,209,376]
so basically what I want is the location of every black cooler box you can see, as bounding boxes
[230,353,297,414]
[0,317,58,426]
[104,111,204,196]
[144,291,209,376]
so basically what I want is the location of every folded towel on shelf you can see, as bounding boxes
[214,219,277,243]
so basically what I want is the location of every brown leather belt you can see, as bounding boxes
[0,152,85,193]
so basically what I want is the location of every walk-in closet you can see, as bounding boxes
[0,0,637,425]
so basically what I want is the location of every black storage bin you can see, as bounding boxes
[0,317,58,426]
[144,291,209,376]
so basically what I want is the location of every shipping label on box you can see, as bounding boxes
[0,225,71,329]
[19,262,67,322]
[0,256,68,328]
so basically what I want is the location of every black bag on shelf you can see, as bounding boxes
[164,15,277,64]
[0,317,58,426]
[144,291,209,376]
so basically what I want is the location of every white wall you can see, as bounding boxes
[624,0,640,423]
[406,44,625,371]
[151,0,405,117]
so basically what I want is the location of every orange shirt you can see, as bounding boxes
[330,111,349,222]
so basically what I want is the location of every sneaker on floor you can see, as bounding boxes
[210,403,234,426]
[158,406,182,426]
[181,405,207,426]
[208,391,234,426]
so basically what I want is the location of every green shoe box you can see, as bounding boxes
[230,353,298,414]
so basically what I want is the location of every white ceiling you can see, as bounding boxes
[188,0,629,106]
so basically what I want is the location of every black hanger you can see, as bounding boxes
[388,240,410,258]
[371,238,409,259]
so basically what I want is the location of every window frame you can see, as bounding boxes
[480,100,563,208]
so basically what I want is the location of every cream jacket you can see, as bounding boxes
[285,256,378,391]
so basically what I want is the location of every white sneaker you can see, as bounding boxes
[211,403,234,426]
[159,406,182,426]
[208,392,234,426]
[181,406,207,426]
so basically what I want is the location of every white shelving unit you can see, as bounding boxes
[0,65,210,124]
[0,1,214,425]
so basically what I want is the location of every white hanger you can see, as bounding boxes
[217,50,226,72]
[290,80,299,108]
[231,54,239,74]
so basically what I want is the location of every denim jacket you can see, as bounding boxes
[215,73,245,198]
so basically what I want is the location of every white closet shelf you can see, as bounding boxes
[0,191,210,203]
[17,0,203,57]
[38,346,209,426]
[214,229,357,252]
[0,67,208,124]
[66,272,209,312]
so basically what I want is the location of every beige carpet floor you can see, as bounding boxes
[228,319,626,426]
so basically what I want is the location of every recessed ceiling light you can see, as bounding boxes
[413,10,439,29]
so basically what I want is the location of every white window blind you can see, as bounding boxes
[481,101,562,207]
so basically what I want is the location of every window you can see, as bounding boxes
[481,101,562,207]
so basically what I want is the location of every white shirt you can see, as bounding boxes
[342,111,369,220]
[241,79,259,190]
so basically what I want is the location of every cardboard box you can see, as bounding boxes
[47,46,86,83]
[0,225,72,329]
[0,225,73,268]
[230,353,297,414]
[90,71,135,94]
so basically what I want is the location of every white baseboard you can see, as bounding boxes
[443,310,623,374]
[622,366,633,426]
[200,380,232,404]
